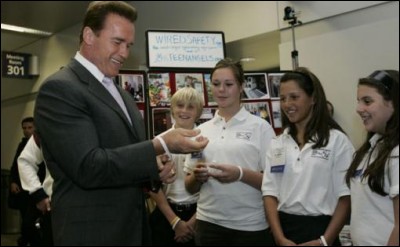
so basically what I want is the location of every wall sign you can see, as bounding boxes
[146,30,225,69]
[2,51,31,78]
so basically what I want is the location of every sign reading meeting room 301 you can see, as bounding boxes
[2,51,31,78]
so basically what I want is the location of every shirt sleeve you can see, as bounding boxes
[258,123,276,172]
[262,136,282,198]
[388,145,399,198]
[332,132,355,197]
[18,136,45,194]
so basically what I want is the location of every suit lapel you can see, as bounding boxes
[68,60,141,140]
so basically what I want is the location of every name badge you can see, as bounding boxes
[271,147,285,166]
[271,165,285,173]
[191,151,203,160]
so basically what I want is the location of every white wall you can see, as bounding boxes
[131,1,279,68]
[1,25,81,169]
[277,1,387,28]
[279,1,399,148]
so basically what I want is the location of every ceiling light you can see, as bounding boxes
[240,57,256,62]
[1,23,52,37]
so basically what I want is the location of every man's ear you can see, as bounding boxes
[82,26,95,45]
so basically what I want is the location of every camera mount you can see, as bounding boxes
[283,6,302,70]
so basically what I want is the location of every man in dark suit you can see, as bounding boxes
[34,2,208,245]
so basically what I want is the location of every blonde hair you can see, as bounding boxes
[170,87,204,120]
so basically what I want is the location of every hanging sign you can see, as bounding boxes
[2,51,31,78]
[146,30,225,69]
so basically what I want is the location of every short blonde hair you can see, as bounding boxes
[170,87,204,120]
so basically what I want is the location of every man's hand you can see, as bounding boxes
[161,128,209,154]
[36,197,51,214]
[10,182,21,194]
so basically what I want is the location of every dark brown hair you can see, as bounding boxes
[79,1,137,44]
[280,67,345,149]
[210,58,245,86]
[346,70,399,196]
[210,58,245,100]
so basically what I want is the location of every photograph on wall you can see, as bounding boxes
[148,73,171,107]
[268,73,284,99]
[152,108,174,137]
[196,107,217,125]
[271,100,282,128]
[175,73,205,105]
[242,73,269,100]
[119,73,145,102]
[243,102,271,124]
[204,74,217,106]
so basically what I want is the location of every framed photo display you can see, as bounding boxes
[118,71,145,102]
[268,72,285,99]
[243,73,269,100]
[117,70,148,137]
[242,101,271,124]
[148,73,172,107]
[271,100,282,128]
[204,73,217,106]
[152,108,173,137]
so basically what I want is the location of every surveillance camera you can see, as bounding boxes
[283,6,295,21]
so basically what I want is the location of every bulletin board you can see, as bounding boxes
[146,70,285,137]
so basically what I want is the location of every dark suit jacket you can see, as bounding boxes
[34,59,159,245]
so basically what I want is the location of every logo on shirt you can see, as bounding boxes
[311,149,331,160]
[236,131,252,140]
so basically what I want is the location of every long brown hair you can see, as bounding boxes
[345,70,399,196]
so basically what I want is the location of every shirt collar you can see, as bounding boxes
[369,133,382,147]
[212,107,247,124]
[74,51,107,83]
[172,123,197,130]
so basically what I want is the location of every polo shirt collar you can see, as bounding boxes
[212,107,247,124]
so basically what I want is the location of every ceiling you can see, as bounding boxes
[1,1,91,34]
[1,1,280,71]
[1,1,91,52]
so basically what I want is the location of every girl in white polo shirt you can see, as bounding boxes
[345,70,399,246]
[262,67,354,246]
[185,58,276,246]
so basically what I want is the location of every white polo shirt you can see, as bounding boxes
[350,134,399,246]
[161,126,199,204]
[185,107,275,231]
[262,128,354,216]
